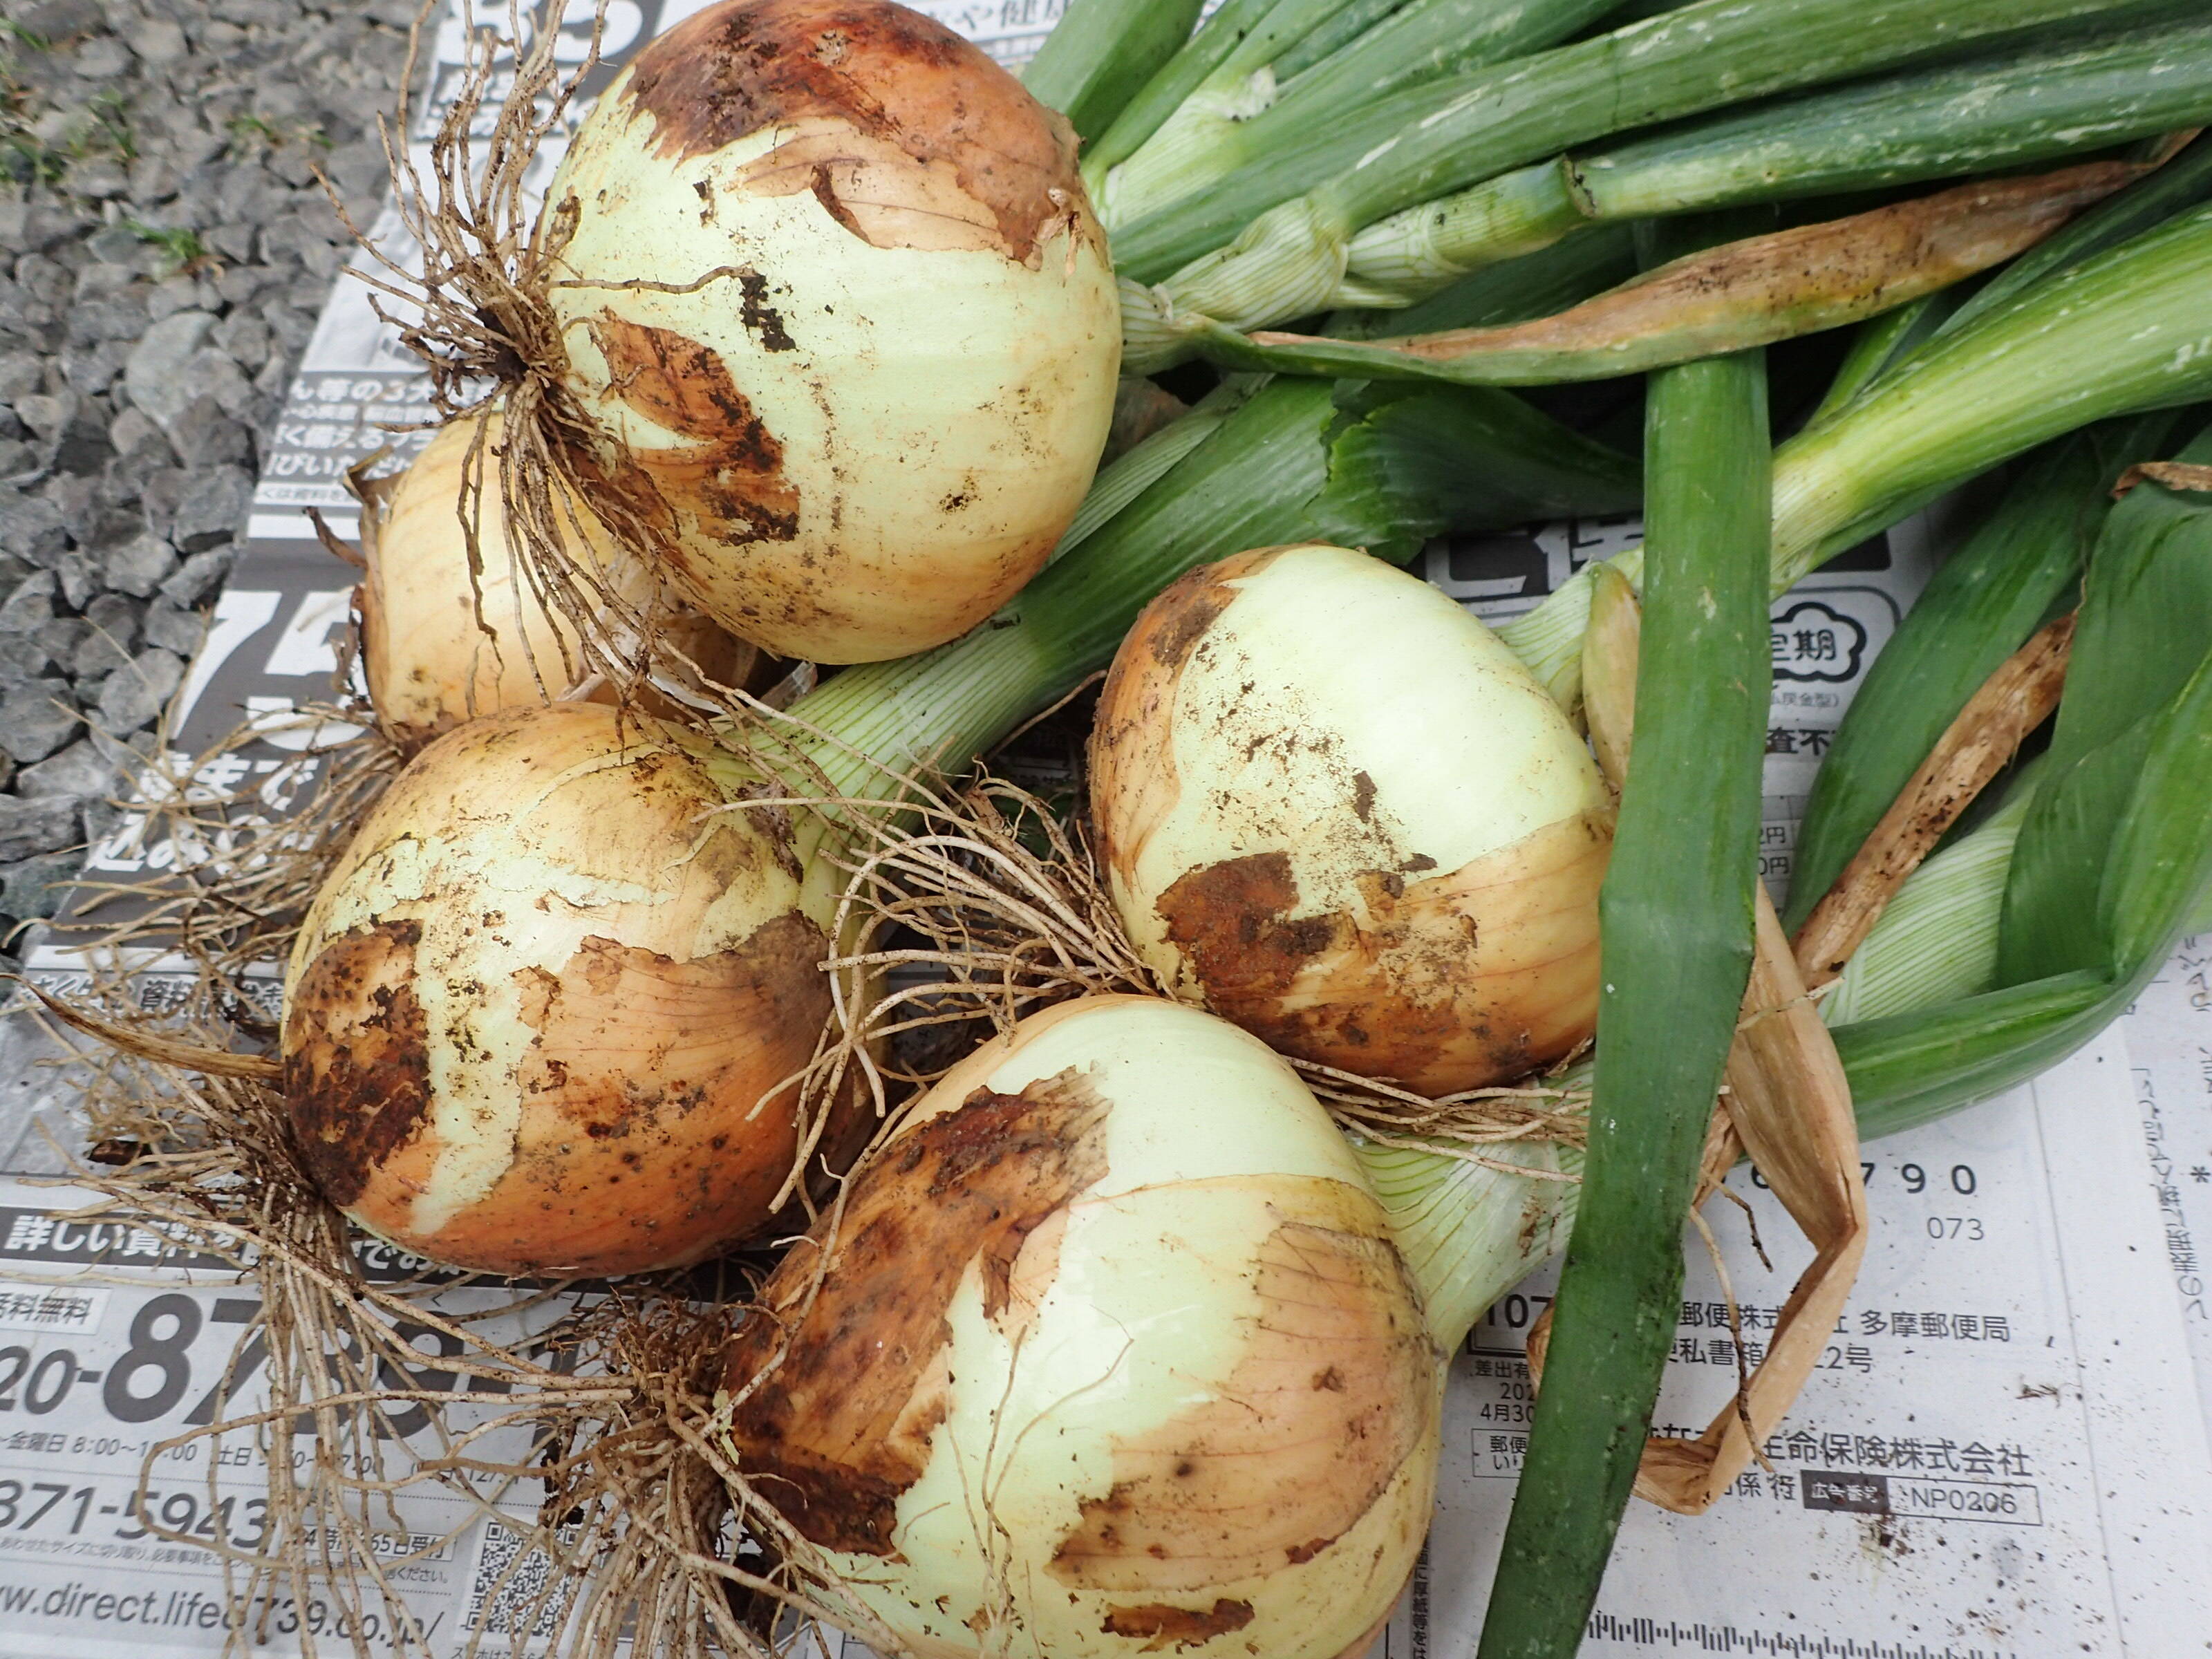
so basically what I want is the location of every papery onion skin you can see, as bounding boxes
[1090,545,1613,1096]
[281,702,856,1276]
[719,995,1438,1659]
[543,0,1122,664]
[361,416,753,749]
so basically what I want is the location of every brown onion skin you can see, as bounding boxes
[281,703,863,1275]
[1089,548,1612,1097]
[359,417,755,752]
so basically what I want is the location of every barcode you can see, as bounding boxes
[1587,1613,2018,1657]
[462,1519,574,1641]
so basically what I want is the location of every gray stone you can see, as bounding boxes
[0,203,26,258]
[158,545,233,608]
[0,572,57,635]
[72,623,132,679]
[81,227,147,270]
[71,39,131,81]
[95,648,185,734]
[0,496,66,565]
[51,545,102,611]
[0,679,78,763]
[36,609,85,658]
[0,355,43,405]
[0,442,36,480]
[64,160,129,202]
[169,395,254,470]
[141,601,203,657]
[18,205,91,259]
[167,467,251,552]
[129,18,189,65]
[263,302,313,355]
[64,297,148,348]
[3,850,84,921]
[136,469,189,541]
[11,393,75,449]
[82,591,139,648]
[18,738,118,803]
[202,221,256,266]
[214,265,279,306]
[102,532,176,599]
[21,1,103,39]
[37,474,95,543]
[15,256,71,311]
[59,342,129,398]
[0,796,80,863]
[121,310,214,439]
[144,276,205,322]
[211,311,270,373]
[126,157,180,207]
[0,634,57,686]
[106,406,171,471]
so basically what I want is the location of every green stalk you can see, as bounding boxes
[1479,224,1770,1659]
[1101,0,1621,228]
[1998,420,2212,982]
[1340,24,2212,301]
[1783,415,2191,934]
[782,377,1638,811]
[1081,0,1353,187]
[1803,294,1951,428]
[1021,0,1206,141]
[1049,377,1263,564]
[1324,222,1639,340]
[1178,162,2131,384]
[1918,130,2212,354]
[1819,774,2041,1029]
[1112,0,2153,290]
[1841,629,2212,1139]
[1497,198,2212,709]
[1271,0,1416,79]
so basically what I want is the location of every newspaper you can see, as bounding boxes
[3,1,2209,1653]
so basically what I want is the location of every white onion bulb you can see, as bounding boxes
[543,0,1122,664]
[720,995,1439,1658]
[1089,544,1614,1096]
[282,702,857,1276]
[360,416,751,747]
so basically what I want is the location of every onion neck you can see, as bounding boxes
[1352,1113,1586,1356]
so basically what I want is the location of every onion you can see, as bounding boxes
[543,0,1121,664]
[1089,543,1613,1095]
[281,702,858,1276]
[360,416,752,748]
[720,994,1439,1658]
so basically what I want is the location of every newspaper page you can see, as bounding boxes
[4,2,2211,1654]
[2119,948,2212,1447]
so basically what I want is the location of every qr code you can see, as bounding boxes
[462,1519,576,1641]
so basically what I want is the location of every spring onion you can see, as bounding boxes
[1479,219,1771,1659]
[1340,24,2212,306]
[1112,0,2157,337]
[1498,196,2212,709]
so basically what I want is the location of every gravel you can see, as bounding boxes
[0,1,413,946]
